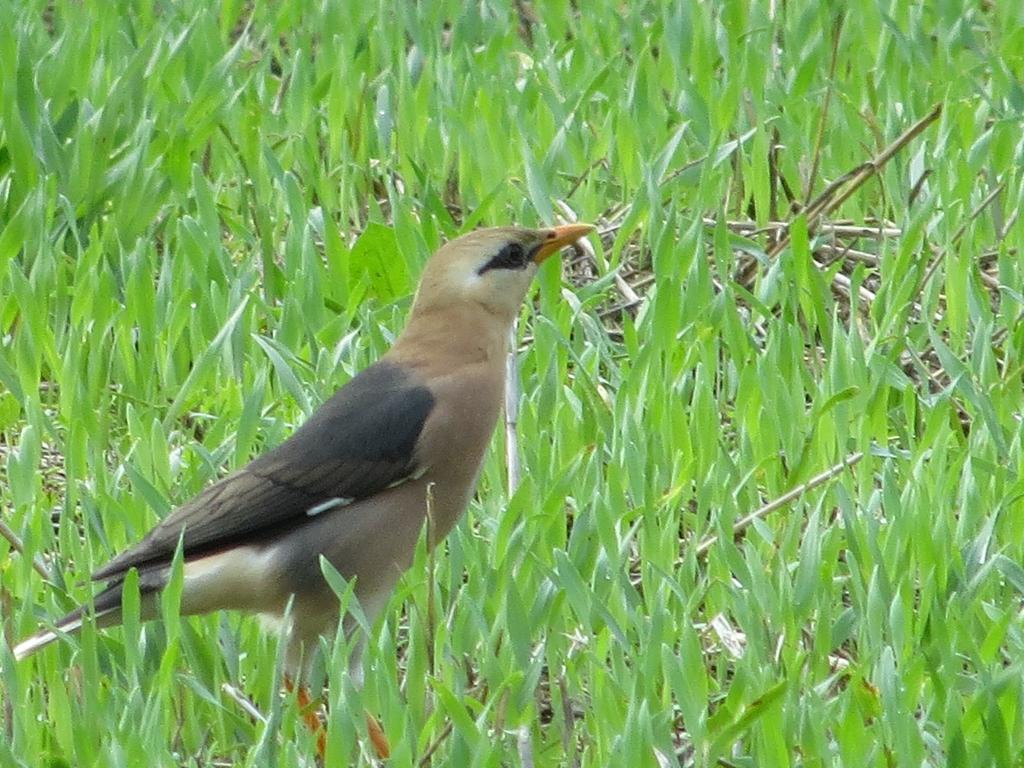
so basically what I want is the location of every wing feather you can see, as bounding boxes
[92,361,434,581]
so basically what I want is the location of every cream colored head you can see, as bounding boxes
[409,224,595,325]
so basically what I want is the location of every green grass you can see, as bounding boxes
[1,1,1023,766]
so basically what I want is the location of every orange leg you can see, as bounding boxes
[285,676,327,756]
[365,710,391,759]
[283,676,390,760]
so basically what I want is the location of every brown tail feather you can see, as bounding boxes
[14,582,129,660]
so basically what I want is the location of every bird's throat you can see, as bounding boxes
[394,303,509,369]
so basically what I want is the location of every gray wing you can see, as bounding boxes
[92,361,434,581]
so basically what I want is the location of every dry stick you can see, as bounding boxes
[733,104,942,288]
[733,170,873,286]
[1,586,14,743]
[513,0,537,47]
[272,71,291,116]
[903,346,957,396]
[629,273,657,291]
[417,684,490,768]
[418,722,455,767]
[613,269,642,308]
[830,270,877,311]
[918,181,1006,293]
[798,164,874,228]
[999,205,1019,243]
[977,265,1001,292]
[505,325,522,493]
[804,13,845,206]
[0,518,49,580]
[658,153,711,189]
[417,481,439,768]
[908,168,933,207]
[769,103,943,261]
[987,204,1020,351]
[891,180,1006,343]
[768,127,781,221]
[694,451,864,559]
[705,218,903,238]
[425,482,438,679]
[805,105,942,228]
[899,346,973,441]
[597,298,644,320]
[976,246,1017,264]
[558,674,580,768]
[817,243,882,267]
[564,156,607,201]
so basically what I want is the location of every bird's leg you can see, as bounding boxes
[283,676,391,760]
[365,710,391,759]
[284,675,327,756]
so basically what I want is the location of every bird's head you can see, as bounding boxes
[409,224,595,324]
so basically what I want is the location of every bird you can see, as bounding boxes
[13,222,595,757]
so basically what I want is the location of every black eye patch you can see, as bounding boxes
[477,242,533,275]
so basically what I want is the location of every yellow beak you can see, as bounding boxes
[533,223,596,263]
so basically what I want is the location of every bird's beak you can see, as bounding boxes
[533,223,596,263]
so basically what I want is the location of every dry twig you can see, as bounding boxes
[695,451,864,559]
[734,103,942,286]
[0,517,50,580]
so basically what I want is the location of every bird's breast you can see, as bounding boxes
[261,359,506,624]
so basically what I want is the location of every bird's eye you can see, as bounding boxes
[477,242,529,274]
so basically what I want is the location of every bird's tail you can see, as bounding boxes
[13,583,127,661]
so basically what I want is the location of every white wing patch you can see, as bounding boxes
[386,465,428,490]
[305,496,354,517]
